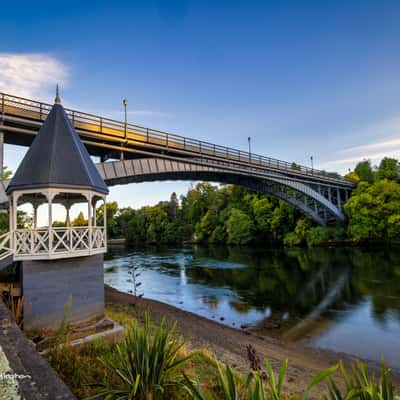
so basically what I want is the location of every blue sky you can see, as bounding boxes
[1,0,400,208]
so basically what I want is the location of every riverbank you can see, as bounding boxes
[105,284,393,396]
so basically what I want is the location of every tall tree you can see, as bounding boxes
[376,157,399,182]
[354,160,374,183]
[226,208,254,245]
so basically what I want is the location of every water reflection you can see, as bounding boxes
[104,245,400,368]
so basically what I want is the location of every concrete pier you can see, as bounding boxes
[21,254,104,332]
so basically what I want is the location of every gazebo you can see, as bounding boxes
[7,89,108,260]
[6,88,109,331]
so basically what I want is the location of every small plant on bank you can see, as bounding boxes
[184,356,338,400]
[2,283,31,328]
[324,360,400,400]
[86,311,191,400]
[128,263,143,299]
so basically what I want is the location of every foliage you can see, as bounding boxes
[107,183,300,246]
[344,171,361,184]
[354,160,374,184]
[2,166,12,180]
[226,209,254,245]
[87,311,191,400]
[2,285,29,328]
[305,226,346,247]
[97,202,119,238]
[283,219,311,247]
[72,211,88,226]
[323,360,400,400]
[376,158,400,182]
[184,356,338,400]
[344,180,400,241]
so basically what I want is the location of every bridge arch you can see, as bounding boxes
[97,158,350,225]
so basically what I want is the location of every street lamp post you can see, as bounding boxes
[310,155,314,173]
[248,136,251,161]
[121,98,128,161]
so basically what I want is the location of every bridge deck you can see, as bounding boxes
[0,92,353,188]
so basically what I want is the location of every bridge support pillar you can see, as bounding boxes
[337,187,342,208]
[21,254,105,332]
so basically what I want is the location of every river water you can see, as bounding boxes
[104,245,400,368]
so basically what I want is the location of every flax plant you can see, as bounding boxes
[86,311,191,400]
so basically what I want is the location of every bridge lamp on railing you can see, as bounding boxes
[310,155,314,173]
[122,98,128,160]
[248,136,251,161]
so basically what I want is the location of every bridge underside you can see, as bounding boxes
[98,158,351,225]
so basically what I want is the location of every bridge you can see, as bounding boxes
[0,92,355,226]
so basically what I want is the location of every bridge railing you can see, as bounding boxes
[0,92,348,184]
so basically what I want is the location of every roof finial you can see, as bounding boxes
[55,84,61,104]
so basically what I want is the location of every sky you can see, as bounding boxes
[1,0,400,209]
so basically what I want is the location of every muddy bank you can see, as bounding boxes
[105,285,394,396]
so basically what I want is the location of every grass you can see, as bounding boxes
[46,336,228,399]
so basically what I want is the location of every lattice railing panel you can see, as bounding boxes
[13,227,107,259]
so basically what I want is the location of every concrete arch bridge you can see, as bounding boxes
[98,157,352,226]
[0,92,355,227]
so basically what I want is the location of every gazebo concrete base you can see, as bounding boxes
[21,254,104,332]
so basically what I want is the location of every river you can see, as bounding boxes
[104,245,400,369]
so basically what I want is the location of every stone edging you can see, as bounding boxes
[0,299,76,400]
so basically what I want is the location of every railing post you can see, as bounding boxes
[48,196,53,256]
[31,230,34,254]
[88,193,92,254]
[100,117,103,133]
[146,128,149,142]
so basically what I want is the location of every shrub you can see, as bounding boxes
[324,360,400,400]
[86,312,191,400]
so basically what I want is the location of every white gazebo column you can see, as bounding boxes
[103,196,107,250]
[65,204,72,227]
[48,191,56,256]
[32,201,40,229]
[92,198,97,227]
[87,192,93,252]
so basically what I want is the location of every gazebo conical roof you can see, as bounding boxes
[7,95,108,196]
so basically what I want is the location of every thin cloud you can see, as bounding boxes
[0,53,68,100]
[340,138,400,155]
[321,149,400,169]
[319,115,400,172]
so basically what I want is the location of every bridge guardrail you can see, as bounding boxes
[0,92,349,185]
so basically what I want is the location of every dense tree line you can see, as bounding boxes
[106,184,300,245]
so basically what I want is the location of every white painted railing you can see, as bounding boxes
[12,226,107,260]
[0,232,12,261]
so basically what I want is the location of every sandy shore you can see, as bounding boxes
[105,284,394,396]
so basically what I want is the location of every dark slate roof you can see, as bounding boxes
[7,103,109,195]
